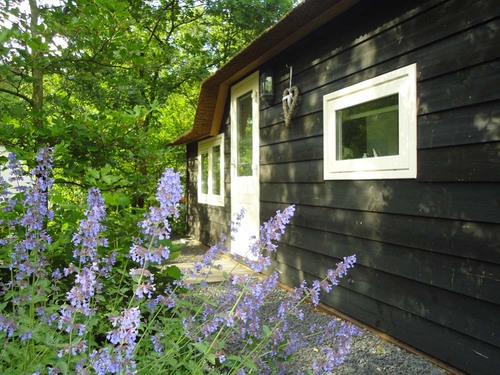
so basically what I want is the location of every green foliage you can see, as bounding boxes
[0,151,358,374]
[0,0,295,242]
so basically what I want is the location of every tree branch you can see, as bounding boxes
[0,87,34,106]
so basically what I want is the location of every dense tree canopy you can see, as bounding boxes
[0,0,294,215]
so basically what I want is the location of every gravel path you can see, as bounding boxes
[171,238,450,375]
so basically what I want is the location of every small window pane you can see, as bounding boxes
[201,152,208,194]
[337,94,399,160]
[237,92,253,176]
[212,145,221,196]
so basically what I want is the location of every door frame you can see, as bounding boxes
[230,71,260,258]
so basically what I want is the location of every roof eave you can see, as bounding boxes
[172,0,360,145]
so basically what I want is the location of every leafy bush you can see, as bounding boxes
[0,148,358,374]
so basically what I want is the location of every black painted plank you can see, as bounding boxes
[190,204,229,226]
[260,112,322,146]
[416,16,500,81]
[418,100,500,149]
[276,238,500,314]
[260,180,500,224]
[192,221,229,248]
[276,0,500,95]
[263,56,500,132]
[260,136,322,165]
[419,60,500,116]
[260,160,323,183]
[274,261,500,375]
[418,142,500,182]
[276,225,500,305]
[263,7,500,127]
[260,202,500,265]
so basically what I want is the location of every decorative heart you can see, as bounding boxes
[282,86,299,126]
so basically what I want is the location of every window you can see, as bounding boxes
[198,134,224,206]
[236,91,253,176]
[323,64,417,179]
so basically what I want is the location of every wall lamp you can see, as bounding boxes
[259,68,275,103]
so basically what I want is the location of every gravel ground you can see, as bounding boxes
[171,238,449,375]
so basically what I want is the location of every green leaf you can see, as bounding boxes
[94,294,106,302]
[263,324,271,337]
[192,341,208,354]
[102,174,121,185]
[168,250,181,261]
[165,265,182,280]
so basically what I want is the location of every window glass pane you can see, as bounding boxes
[237,92,253,176]
[336,94,399,160]
[201,152,208,194]
[212,145,221,195]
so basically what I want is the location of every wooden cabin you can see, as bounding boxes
[173,0,500,373]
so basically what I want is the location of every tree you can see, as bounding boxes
[0,0,294,236]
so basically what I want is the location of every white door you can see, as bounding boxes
[230,72,260,258]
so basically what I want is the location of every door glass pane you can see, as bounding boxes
[212,145,221,195]
[336,94,399,160]
[237,91,253,176]
[200,152,208,194]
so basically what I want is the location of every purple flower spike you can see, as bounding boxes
[8,148,54,281]
[246,205,295,273]
[107,307,141,357]
[72,187,108,264]
[130,168,182,266]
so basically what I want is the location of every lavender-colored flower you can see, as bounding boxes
[99,251,117,278]
[20,331,32,341]
[72,187,108,264]
[137,168,182,239]
[327,255,356,285]
[246,205,295,272]
[92,307,141,374]
[21,147,54,230]
[129,244,170,266]
[147,294,176,313]
[129,168,182,268]
[52,268,63,280]
[47,367,61,375]
[64,263,100,317]
[37,307,58,326]
[107,307,141,350]
[58,305,73,330]
[90,347,136,375]
[190,234,228,277]
[5,152,29,195]
[129,268,154,282]
[57,340,88,358]
[309,279,321,307]
[215,351,226,363]
[134,282,156,299]
[151,333,164,353]
[59,187,110,334]
[7,148,54,282]
[0,314,16,337]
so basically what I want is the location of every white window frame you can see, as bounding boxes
[323,64,417,180]
[197,134,224,206]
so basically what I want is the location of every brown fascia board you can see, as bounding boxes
[172,0,359,145]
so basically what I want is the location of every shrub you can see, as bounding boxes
[0,148,358,374]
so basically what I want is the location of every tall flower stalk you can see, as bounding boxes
[0,150,358,374]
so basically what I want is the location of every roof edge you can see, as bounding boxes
[172,0,360,145]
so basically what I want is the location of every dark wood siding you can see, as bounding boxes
[258,0,500,374]
[186,120,231,246]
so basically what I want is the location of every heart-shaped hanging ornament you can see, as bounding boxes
[282,86,299,126]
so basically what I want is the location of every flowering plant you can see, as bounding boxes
[0,148,358,374]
